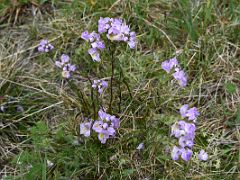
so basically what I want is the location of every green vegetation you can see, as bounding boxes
[0,0,240,179]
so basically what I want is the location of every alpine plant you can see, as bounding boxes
[162,57,208,161]
[80,109,120,144]
[81,17,137,62]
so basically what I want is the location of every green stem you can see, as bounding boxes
[109,46,114,114]
[87,77,96,119]
[118,66,122,113]
[116,59,133,100]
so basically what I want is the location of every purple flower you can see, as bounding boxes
[92,109,120,144]
[92,121,103,133]
[91,41,105,49]
[180,104,189,118]
[88,48,101,62]
[38,39,54,52]
[172,70,187,87]
[99,17,136,48]
[63,63,76,72]
[98,131,109,144]
[62,71,71,78]
[183,122,196,139]
[179,104,200,121]
[178,136,194,148]
[92,79,108,94]
[98,17,111,34]
[186,107,200,121]
[110,116,120,129]
[127,31,137,48]
[169,57,178,67]
[198,150,208,161]
[81,31,91,41]
[171,122,183,138]
[81,30,105,62]
[171,146,182,160]
[128,40,136,49]
[161,57,178,73]
[107,127,116,136]
[136,143,144,150]
[161,61,172,73]
[55,54,70,68]
[55,54,76,79]
[80,121,92,137]
[181,148,193,161]
[89,32,100,42]
[171,121,195,139]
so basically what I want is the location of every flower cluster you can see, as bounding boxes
[92,79,108,94]
[180,104,200,122]
[81,17,136,62]
[171,120,196,161]
[161,57,187,87]
[80,109,120,144]
[38,39,54,52]
[55,54,76,78]
[81,31,105,62]
[171,104,207,161]
[98,17,137,48]
[80,121,92,137]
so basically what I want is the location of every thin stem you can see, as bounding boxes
[116,59,133,100]
[109,45,115,114]
[118,66,122,113]
[87,77,96,119]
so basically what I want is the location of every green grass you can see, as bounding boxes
[0,0,240,179]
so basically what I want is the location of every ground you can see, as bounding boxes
[0,0,240,179]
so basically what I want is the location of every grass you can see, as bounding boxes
[0,0,240,179]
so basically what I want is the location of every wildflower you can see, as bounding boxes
[88,48,101,62]
[172,70,187,87]
[81,31,105,62]
[55,54,70,68]
[98,131,110,144]
[98,17,137,48]
[181,148,193,161]
[198,149,208,161]
[186,107,200,121]
[98,17,111,34]
[171,146,182,160]
[179,104,200,122]
[92,109,120,144]
[80,121,92,137]
[128,32,136,48]
[55,54,76,78]
[161,57,178,73]
[182,122,196,139]
[136,143,144,150]
[92,120,104,133]
[180,104,189,118]
[171,122,184,138]
[91,40,105,49]
[81,31,91,41]
[38,39,54,52]
[63,63,76,72]
[92,79,108,94]
[171,121,195,139]
[178,136,194,148]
